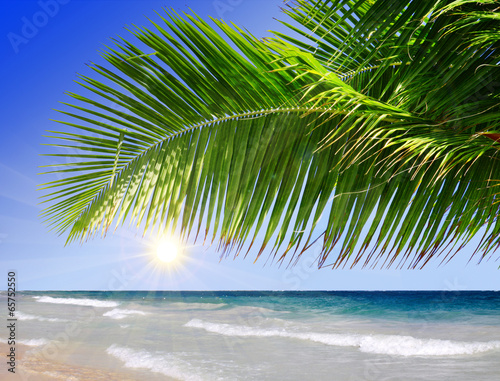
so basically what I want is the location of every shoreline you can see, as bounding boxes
[0,343,146,381]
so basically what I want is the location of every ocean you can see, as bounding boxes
[1,291,499,380]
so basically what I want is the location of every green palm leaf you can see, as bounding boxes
[40,1,500,268]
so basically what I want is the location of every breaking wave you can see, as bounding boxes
[184,319,500,357]
[34,296,119,308]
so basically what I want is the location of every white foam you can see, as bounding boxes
[16,311,67,322]
[106,344,221,381]
[18,338,50,347]
[34,296,119,308]
[168,302,226,310]
[1,336,49,347]
[357,335,500,356]
[103,308,147,320]
[184,319,500,357]
[185,319,284,337]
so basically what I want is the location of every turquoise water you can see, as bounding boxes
[3,291,500,380]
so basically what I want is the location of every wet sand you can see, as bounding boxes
[0,343,144,381]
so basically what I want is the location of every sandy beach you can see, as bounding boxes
[0,342,140,381]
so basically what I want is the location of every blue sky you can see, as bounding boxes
[1,0,498,291]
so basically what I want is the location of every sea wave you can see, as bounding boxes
[168,302,227,310]
[227,306,283,314]
[16,311,67,322]
[34,296,119,308]
[103,308,147,320]
[106,344,222,381]
[18,338,50,347]
[1,336,51,347]
[184,319,500,357]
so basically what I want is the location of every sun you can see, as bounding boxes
[155,239,181,263]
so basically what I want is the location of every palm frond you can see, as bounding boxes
[40,1,500,268]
